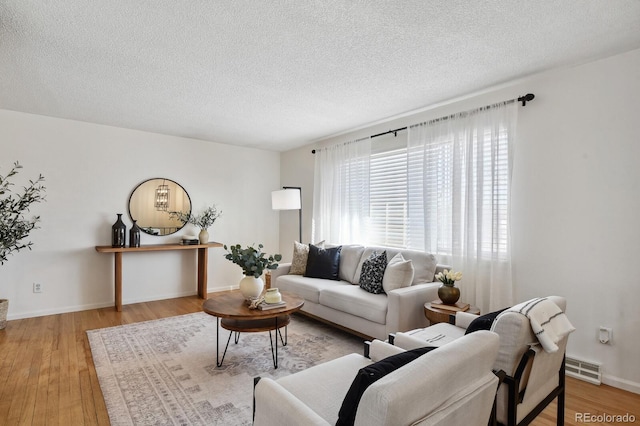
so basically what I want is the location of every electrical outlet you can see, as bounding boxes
[598,326,612,344]
[33,282,43,293]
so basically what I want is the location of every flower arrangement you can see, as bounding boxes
[1,162,46,265]
[170,205,221,230]
[224,243,282,278]
[435,269,463,286]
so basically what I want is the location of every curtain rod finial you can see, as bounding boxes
[518,93,535,106]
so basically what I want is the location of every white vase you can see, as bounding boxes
[198,229,209,244]
[239,276,264,299]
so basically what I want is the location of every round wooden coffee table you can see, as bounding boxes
[202,289,304,368]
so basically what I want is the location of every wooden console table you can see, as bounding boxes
[95,242,223,311]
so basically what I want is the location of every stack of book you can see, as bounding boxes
[181,238,199,245]
[258,301,286,310]
[430,299,470,312]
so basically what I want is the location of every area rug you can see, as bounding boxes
[87,312,364,425]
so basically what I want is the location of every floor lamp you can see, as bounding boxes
[271,186,302,243]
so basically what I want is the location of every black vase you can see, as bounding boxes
[111,214,126,248]
[129,220,141,248]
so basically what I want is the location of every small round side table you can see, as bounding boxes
[424,302,480,325]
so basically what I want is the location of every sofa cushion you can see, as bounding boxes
[336,346,437,426]
[276,353,373,425]
[395,323,466,349]
[305,244,342,280]
[359,251,387,294]
[338,245,365,283]
[276,275,351,304]
[320,285,388,324]
[382,253,414,293]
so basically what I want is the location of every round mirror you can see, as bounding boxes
[128,178,192,236]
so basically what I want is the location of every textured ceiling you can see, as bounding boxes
[2,1,640,152]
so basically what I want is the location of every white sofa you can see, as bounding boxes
[253,330,501,426]
[271,244,447,340]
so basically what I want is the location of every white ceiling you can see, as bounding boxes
[2,1,640,152]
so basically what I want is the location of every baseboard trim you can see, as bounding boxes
[6,286,240,321]
[122,290,198,306]
[602,374,640,395]
[7,301,117,320]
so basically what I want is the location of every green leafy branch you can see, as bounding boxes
[0,162,46,265]
[169,205,221,230]
[223,243,282,278]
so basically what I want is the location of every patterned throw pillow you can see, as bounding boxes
[359,251,387,294]
[289,241,309,275]
[290,240,325,275]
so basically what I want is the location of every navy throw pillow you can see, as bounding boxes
[336,346,436,426]
[304,244,342,280]
[465,308,508,335]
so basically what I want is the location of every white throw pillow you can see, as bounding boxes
[382,253,414,293]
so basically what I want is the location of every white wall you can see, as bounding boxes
[278,146,316,260]
[280,48,640,393]
[1,111,281,319]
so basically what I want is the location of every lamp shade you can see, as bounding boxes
[271,188,301,210]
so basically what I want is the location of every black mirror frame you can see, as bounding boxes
[127,178,192,236]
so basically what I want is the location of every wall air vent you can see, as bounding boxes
[565,356,602,385]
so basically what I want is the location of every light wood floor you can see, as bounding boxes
[1,294,638,425]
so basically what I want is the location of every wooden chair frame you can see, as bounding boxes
[389,333,566,426]
[500,350,566,426]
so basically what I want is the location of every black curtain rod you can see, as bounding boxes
[311,93,535,153]
[370,127,407,139]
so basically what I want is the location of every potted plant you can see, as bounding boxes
[224,243,282,299]
[435,269,463,305]
[170,205,221,244]
[0,162,46,329]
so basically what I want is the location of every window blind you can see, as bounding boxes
[353,125,510,257]
[369,139,407,248]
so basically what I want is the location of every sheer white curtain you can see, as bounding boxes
[312,137,371,244]
[407,102,518,311]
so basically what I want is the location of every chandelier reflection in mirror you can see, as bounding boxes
[129,178,191,236]
[155,181,170,211]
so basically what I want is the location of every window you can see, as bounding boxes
[368,133,408,248]
[414,126,511,259]
[368,121,511,262]
[314,103,515,261]
[410,104,516,263]
[313,102,517,311]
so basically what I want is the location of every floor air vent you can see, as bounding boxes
[565,356,602,385]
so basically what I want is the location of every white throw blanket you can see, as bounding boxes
[509,297,575,353]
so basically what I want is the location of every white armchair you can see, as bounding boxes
[391,296,572,426]
[253,330,500,426]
